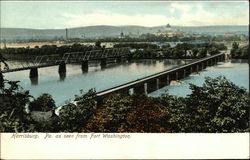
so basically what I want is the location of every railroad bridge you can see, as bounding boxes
[1,51,226,98]
[96,53,226,100]
[1,47,131,80]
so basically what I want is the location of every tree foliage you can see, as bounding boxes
[231,42,249,59]
[164,76,249,132]
[85,94,133,132]
[117,95,169,132]
[29,93,56,112]
[0,43,94,60]
[0,77,34,132]
[128,42,225,59]
[58,89,97,132]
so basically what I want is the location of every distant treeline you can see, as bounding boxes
[230,42,249,59]
[1,42,227,60]
[0,43,95,57]
[2,33,248,43]
[115,42,227,59]
[76,33,248,43]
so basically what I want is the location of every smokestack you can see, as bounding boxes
[66,28,68,40]
[3,40,7,49]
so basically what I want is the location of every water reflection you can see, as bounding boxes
[59,72,66,81]
[81,67,88,73]
[30,77,38,85]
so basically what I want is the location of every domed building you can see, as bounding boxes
[155,23,186,37]
[165,23,172,32]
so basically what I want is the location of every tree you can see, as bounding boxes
[231,45,249,59]
[0,54,36,132]
[208,47,219,56]
[28,93,56,112]
[185,76,249,132]
[58,89,97,132]
[117,95,169,132]
[230,42,239,58]
[0,53,9,88]
[157,76,249,133]
[0,79,34,132]
[85,93,133,132]
[197,47,207,58]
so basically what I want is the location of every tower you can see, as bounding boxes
[66,28,68,40]
[3,40,7,49]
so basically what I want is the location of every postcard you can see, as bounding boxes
[0,0,249,159]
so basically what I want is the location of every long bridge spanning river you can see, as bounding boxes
[2,47,131,78]
[2,51,227,106]
[96,53,226,100]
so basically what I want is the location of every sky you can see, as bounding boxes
[0,1,249,29]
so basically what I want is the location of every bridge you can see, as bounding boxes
[96,53,226,100]
[1,47,131,79]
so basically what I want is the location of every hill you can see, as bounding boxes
[0,25,248,41]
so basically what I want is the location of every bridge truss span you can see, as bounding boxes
[1,47,131,73]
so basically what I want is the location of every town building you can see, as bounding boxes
[155,24,186,37]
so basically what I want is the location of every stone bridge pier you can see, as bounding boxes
[81,60,89,72]
[29,67,38,85]
[59,72,66,81]
[30,77,38,85]
[58,62,66,73]
[101,58,107,68]
[58,62,67,81]
[29,67,38,78]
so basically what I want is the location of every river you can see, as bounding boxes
[3,59,193,106]
[3,59,248,106]
[149,59,249,97]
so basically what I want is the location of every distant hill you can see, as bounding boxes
[0,25,248,41]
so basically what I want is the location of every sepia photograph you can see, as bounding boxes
[0,0,249,159]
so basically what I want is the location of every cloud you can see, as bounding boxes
[62,11,170,27]
[170,2,194,13]
[61,5,249,28]
[176,3,249,26]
